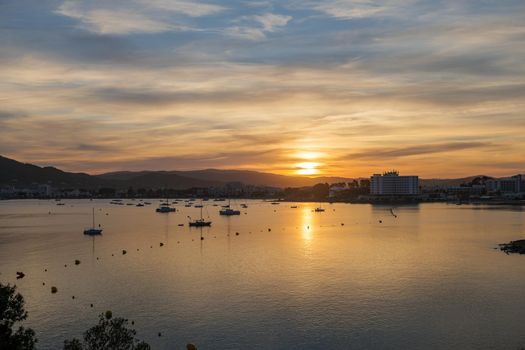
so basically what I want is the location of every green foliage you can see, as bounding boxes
[0,283,37,350]
[63,313,150,350]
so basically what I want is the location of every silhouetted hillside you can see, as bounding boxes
[0,155,107,189]
[1,155,509,191]
[99,169,352,188]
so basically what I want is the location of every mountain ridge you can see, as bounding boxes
[1,155,517,190]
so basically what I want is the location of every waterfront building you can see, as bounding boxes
[370,171,419,195]
[486,174,524,193]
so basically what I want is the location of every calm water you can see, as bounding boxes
[1,200,525,349]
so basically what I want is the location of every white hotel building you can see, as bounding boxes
[370,171,419,195]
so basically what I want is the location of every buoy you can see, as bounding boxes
[90,303,93,308]
[235,232,239,236]
[42,282,45,286]
[268,228,271,232]
[51,286,58,294]
[158,332,162,337]
[160,242,164,247]
[201,237,204,240]
[75,259,81,265]
[72,296,75,299]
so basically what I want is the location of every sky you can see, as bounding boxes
[0,0,524,178]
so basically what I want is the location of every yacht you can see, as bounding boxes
[156,195,176,213]
[84,208,103,235]
[189,201,212,227]
[219,199,240,215]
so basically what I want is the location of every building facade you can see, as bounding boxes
[486,175,524,193]
[370,171,419,195]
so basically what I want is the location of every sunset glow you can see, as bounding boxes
[0,1,524,178]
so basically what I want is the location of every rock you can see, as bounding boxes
[122,250,127,255]
[186,343,198,350]
[51,286,58,294]
[105,310,112,319]
[499,239,525,254]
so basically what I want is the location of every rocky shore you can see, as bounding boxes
[499,240,525,254]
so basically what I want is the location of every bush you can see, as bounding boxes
[63,311,150,350]
[0,283,37,350]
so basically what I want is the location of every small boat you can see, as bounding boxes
[195,204,204,208]
[314,207,325,212]
[156,193,176,212]
[126,203,134,206]
[56,203,65,206]
[271,202,280,205]
[136,203,144,207]
[241,204,248,208]
[144,202,152,205]
[219,199,240,215]
[219,208,241,215]
[84,208,103,235]
[188,201,212,226]
[185,204,192,207]
[189,219,212,227]
[290,206,298,208]
[156,205,176,213]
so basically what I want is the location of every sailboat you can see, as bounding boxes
[84,208,103,235]
[189,200,212,227]
[156,192,176,213]
[219,198,240,215]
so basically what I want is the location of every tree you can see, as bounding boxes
[0,283,37,350]
[63,312,150,350]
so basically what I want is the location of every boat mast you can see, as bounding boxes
[92,207,95,228]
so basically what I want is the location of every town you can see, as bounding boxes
[2,170,524,205]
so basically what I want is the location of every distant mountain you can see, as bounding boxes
[419,176,488,189]
[1,155,509,191]
[0,155,106,189]
[0,155,351,190]
[104,171,223,189]
[98,169,352,189]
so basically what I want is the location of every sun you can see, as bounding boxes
[296,162,321,176]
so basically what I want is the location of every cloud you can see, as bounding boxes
[346,142,496,160]
[226,13,292,40]
[2,0,525,177]
[56,0,224,35]
[301,0,411,20]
